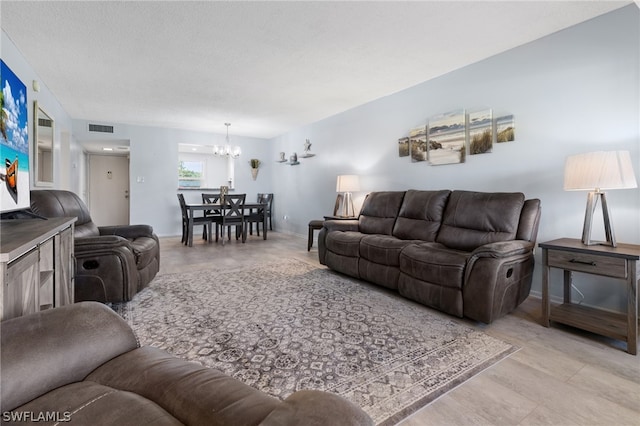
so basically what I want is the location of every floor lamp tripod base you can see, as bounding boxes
[582,191,616,247]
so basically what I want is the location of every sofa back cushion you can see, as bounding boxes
[31,190,99,238]
[436,191,525,251]
[0,302,139,412]
[358,191,405,235]
[393,190,451,241]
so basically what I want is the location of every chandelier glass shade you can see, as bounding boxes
[214,123,241,158]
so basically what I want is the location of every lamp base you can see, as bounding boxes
[336,192,356,218]
[582,191,616,247]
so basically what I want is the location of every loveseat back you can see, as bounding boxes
[392,189,451,241]
[30,189,99,238]
[436,190,525,251]
[358,191,405,235]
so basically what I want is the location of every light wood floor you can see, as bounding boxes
[159,232,640,426]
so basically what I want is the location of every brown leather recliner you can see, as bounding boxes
[30,189,160,303]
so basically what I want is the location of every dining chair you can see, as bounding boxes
[177,194,213,246]
[246,196,268,238]
[215,194,246,245]
[201,193,221,239]
[257,193,274,231]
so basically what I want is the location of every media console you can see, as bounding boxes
[1,217,76,320]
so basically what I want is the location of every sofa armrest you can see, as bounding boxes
[0,302,139,412]
[75,234,133,251]
[463,240,536,323]
[469,240,535,259]
[323,219,360,233]
[99,224,155,240]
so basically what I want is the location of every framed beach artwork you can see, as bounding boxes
[409,126,427,163]
[0,59,30,212]
[496,114,515,142]
[398,136,409,157]
[428,109,466,165]
[469,109,493,155]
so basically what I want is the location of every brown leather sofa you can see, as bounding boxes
[30,190,160,303]
[318,190,541,323]
[1,302,373,426]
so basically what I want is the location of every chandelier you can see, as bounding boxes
[214,123,241,158]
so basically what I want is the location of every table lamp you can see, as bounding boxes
[336,175,360,218]
[564,150,637,247]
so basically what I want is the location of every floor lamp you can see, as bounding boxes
[336,175,360,218]
[564,150,637,247]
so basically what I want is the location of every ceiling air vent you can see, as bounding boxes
[88,123,114,133]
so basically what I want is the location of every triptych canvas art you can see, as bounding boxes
[398,109,515,165]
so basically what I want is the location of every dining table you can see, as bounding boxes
[184,201,268,246]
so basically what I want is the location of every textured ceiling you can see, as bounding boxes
[1,1,631,140]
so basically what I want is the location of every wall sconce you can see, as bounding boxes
[564,150,637,247]
[336,174,360,218]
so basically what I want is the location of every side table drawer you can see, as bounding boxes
[547,250,627,278]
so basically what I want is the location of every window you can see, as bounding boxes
[177,144,233,189]
[178,160,204,188]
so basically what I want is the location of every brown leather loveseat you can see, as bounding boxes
[318,190,541,323]
[1,302,373,425]
[30,189,159,303]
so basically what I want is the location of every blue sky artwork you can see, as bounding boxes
[1,59,29,173]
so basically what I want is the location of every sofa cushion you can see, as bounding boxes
[325,231,365,257]
[399,242,470,289]
[11,381,181,425]
[360,234,420,266]
[87,346,281,426]
[393,189,451,241]
[436,191,525,252]
[358,191,405,235]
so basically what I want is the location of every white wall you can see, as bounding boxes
[268,5,639,311]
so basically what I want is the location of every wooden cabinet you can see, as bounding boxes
[1,217,76,321]
[540,238,639,355]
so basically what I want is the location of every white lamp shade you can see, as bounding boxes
[564,150,637,191]
[336,175,360,192]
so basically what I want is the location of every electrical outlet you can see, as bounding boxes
[283,215,289,220]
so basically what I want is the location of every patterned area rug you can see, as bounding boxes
[112,259,516,425]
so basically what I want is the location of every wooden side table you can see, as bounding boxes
[540,238,639,355]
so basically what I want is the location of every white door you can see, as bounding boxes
[88,154,130,226]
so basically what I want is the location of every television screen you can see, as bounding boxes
[1,59,30,213]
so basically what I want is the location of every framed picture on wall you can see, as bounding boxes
[0,59,30,212]
[398,136,409,157]
[428,109,466,165]
[469,109,493,155]
[409,126,427,162]
[496,114,515,142]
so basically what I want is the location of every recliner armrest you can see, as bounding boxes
[469,240,535,259]
[74,235,134,252]
[99,224,155,240]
